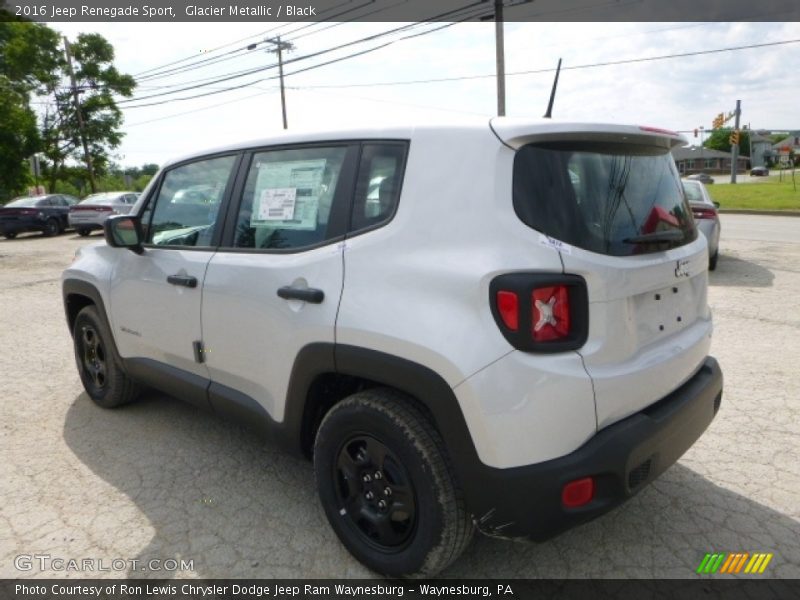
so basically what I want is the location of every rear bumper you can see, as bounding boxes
[468,356,723,540]
[68,218,104,230]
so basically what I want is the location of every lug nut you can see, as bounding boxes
[374,471,383,480]
[365,491,374,500]
[383,487,392,496]
[362,474,372,483]
[377,500,387,510]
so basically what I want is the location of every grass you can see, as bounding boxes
[708,176,800,211]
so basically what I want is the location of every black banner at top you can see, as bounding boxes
[3,0,800,23]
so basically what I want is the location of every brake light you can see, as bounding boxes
[532,286,570,342]
[490,273,588,353]
[692,207,717,220]
[562,477,595,508]
[496,291,519,331]
[639,125,679,136]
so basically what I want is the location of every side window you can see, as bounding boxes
[351,143,407,232]
[142,155,236,247]
[230,146,348,250]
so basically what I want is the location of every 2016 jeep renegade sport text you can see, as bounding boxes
[63,118,723,577]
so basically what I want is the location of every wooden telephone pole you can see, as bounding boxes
[64,37,97,193]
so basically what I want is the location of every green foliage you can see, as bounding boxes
[703,129,750,157]
[0,78,40,200]
[43,32,136,190]
[0,21,136,196]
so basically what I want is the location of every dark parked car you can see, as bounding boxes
[685,173,714,184]
[0,194,79,239]
[750,166,769,176]
[682,179,721,270]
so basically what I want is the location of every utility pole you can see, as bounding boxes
[266,36,294,129]
[64,37,97,193]
[731,99,741,184]
[494,0,506,116]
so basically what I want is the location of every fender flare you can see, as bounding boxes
[284,343,487,512]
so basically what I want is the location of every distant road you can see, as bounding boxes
[720,213,800,243]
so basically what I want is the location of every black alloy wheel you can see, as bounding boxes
[333,434,418,550]
[314,389,473,577]
[72,306,140,408]
[78,323,107,392]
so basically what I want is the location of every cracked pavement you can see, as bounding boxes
[1,214,798,579]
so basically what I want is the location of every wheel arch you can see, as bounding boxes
[286,343,484,510]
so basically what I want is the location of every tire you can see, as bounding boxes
[314,388,473,577]
[709,249,719,271]
[43,218,59,237]
[73,305,140,408]
[3,232,17,240]
[77,229,91,237]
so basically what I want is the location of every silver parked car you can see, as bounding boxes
[68,192,139,236]
[682,179,721,270]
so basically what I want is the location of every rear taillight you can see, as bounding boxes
[692,206,717,220]
[532,285,570,342]
[496,291,519,331]
[490,273,588,353]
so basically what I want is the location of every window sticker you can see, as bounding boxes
[257,188,297,221]
[251,159,327,230]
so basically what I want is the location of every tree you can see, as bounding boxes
[42,33,136,192]
[703,129,750,157]
[0,78,40,199]
[0,17,61,200]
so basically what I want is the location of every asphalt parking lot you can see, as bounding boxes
[1,214,798,579]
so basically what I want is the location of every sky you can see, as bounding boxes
[45,20,800,168]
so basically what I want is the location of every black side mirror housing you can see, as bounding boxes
[713,201,720,209]
[104,215,144,254]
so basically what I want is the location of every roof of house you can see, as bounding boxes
[671,145,746,161]
[772,135,800,150]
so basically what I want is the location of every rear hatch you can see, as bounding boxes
[493,119,713,430]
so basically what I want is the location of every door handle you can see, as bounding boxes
[167,274,198,288]
[277,286,324,304]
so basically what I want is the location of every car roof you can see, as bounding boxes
[161,116,687,169]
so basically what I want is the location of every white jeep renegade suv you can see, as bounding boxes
[63,118,723,577]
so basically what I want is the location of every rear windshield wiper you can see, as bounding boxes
[623,230,685,244]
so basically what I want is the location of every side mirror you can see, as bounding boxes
[713,201,720,209]
[104,215,144,254]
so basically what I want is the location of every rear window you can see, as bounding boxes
[513,142,696,256]
[681,181,712,205]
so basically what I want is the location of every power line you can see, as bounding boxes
[130,0,357,78]
[298,37,800,89]
[119,20,472,109]
[125,88,279,127]
[118,4,490,105]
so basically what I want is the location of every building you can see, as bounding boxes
[672,145,749,175]
[750,131,775,168]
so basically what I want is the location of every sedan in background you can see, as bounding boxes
[69,191,139,236]
[750,166,769,177]
[685,172,715,184]
[682,179,721,270]
[0,194,78,239]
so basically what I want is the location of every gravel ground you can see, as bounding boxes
[1,215,798,579]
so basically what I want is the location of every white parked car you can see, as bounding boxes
[62,119,723,577]
[68,191,139,236]
[682,179,721,270]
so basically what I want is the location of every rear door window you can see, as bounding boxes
[513,142,696,256]
[350,143,408,232]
